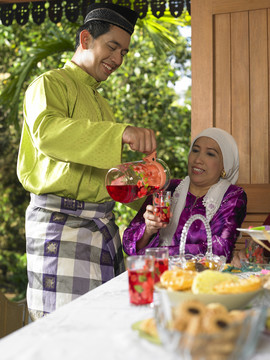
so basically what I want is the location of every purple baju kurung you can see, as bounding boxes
[123,179,247,262]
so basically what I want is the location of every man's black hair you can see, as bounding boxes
[75,21,111,51]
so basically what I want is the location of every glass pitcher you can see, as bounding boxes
[105,152,170,203]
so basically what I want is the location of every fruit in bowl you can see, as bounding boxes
[169,254,226,272]
[155,269,264,310]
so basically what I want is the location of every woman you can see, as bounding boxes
[123,127,247,262]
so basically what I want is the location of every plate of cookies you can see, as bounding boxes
[154,297,267,359]
[154,269,264,310]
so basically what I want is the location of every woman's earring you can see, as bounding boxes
[221,169,226,178]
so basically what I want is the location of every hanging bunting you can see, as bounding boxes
[0,0,191,26]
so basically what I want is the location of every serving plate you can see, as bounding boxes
[154,283,263,310]
[237,228,270,241]
[131,320,161,345]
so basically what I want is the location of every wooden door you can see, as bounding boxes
[191,0,270,186]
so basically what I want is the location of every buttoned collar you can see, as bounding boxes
[64,60,101,89]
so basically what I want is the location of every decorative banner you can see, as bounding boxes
[0,0,191,26]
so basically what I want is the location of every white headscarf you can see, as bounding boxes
[190,127,239,184]
[159,127,240,246]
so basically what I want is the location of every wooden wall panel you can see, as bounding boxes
[191,0,213,139]
[212,0,270,13]
[192,0,270,185]
[268,9,270,182]
[249,10,269,183]
[231,12,250,183]
[214,14,231,132]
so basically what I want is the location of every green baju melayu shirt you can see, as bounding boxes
[17,60,128,203]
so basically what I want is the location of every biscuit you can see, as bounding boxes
[173,300,206,333]
[206,303,228,316]
[202,313,233,334]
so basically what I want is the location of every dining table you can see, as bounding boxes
[0,271,269,360]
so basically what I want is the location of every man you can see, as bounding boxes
[17,3,156,320]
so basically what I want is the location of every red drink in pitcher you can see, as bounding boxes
[106,184,159,203]
[106,185,138,203]
[105,152,170,204]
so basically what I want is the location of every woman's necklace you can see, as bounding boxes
[189,195,200,212]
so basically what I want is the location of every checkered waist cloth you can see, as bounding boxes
[25,193,125,320]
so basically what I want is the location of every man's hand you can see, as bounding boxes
[122,126,156,154]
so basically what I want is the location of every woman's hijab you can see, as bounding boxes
[190,127,239,184]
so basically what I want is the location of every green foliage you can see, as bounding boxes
[101,15,191,179]
[0,251,27,300]
[0,120,29,299]
[0,19,76,128]
[0,12,191,297]
[0,122,29,252]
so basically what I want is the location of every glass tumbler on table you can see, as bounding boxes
[126,255,155,305]
[153,190,171,223]
[146,247,169,283]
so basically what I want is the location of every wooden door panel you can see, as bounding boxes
[231,12,250,184]
[214,14,231,132]
[249,10,269,183]
[191,0,213,138]
[191,0,270,185]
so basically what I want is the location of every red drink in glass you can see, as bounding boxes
[145,247,169,284]
[153,258,169,283]
[153,191,171,223]
[154,206,170,223]
[128,268,154,305]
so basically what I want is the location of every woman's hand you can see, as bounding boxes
[231,248,247,268]
[136,205,170,251]
[143,205,168,235]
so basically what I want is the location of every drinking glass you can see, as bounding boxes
[126,255,154,305]
[153,190,171,223]
[145,247,169,283]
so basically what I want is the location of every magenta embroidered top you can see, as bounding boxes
[122,179,247,262]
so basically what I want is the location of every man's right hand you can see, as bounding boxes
[122,126,156,154]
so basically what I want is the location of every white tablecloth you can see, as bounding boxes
[0,272,269,360]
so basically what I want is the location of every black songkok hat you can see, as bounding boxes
[84,2,139,35]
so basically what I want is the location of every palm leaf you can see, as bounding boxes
[1,30,73,128]
[137,10,191,53]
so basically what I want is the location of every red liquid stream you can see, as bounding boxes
[106,184,159,203]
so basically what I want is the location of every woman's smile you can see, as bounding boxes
[191,166,204,175]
